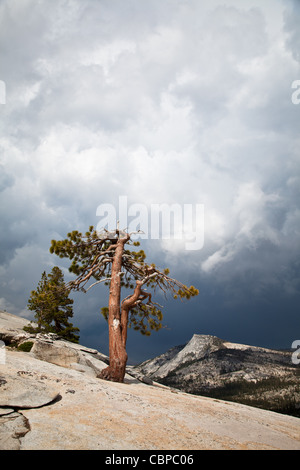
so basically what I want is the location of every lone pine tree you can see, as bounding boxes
[50,226,199,382]
[26,266,80,343]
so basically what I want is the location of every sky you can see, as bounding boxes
[0,0,299,364]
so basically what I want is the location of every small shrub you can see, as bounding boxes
[18,341,34,352]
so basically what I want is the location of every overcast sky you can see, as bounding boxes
[0,0,299,363]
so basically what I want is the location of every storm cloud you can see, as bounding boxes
[0,0,299,362]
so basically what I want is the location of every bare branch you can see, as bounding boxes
[128,229,144,236]
[86,277,112,291]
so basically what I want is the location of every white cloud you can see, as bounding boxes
[233,182,280,243]
[201,245,235,273]
[200,182,282,273]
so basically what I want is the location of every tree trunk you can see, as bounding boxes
[120,280,144,349]
[97,235,129,383]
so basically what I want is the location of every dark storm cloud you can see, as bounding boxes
[0,0,299,358]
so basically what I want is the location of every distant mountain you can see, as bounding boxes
[133,334,300,417]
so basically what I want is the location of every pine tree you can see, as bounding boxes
[50,226,198,382]
[25,267,80,343]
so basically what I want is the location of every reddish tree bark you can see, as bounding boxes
[97,235,129,382]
